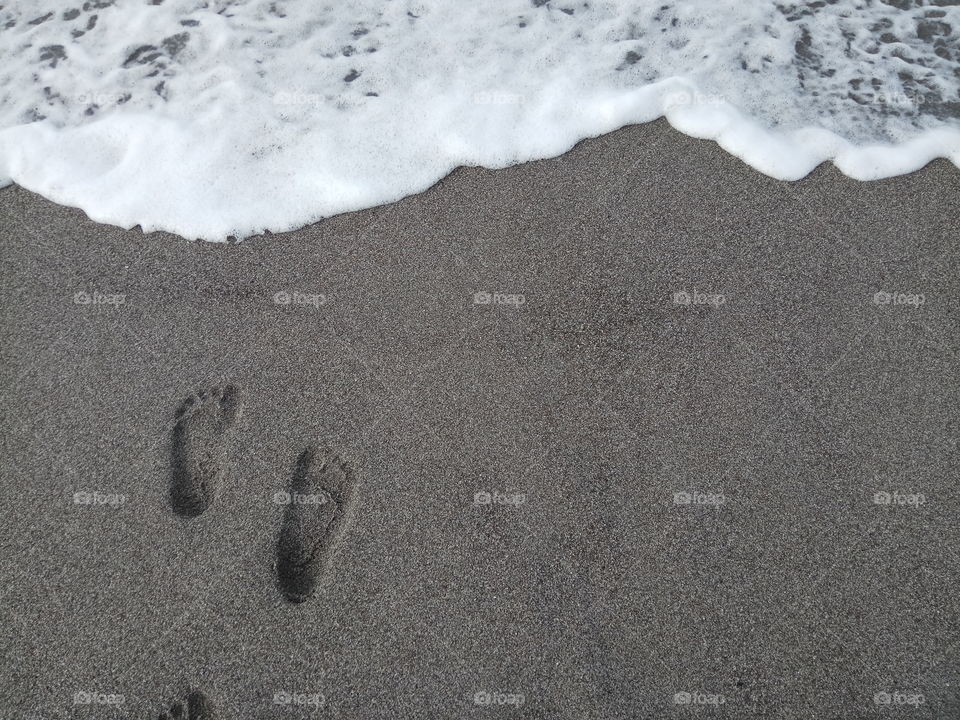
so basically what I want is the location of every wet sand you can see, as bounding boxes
[0,119,958,718]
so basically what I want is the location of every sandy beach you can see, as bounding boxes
[0,119,958,719]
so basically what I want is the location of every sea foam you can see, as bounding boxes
[0,0,957,240]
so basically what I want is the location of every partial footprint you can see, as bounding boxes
[157,688,214,719]
[276,444,357,603]
[170,384,243,517]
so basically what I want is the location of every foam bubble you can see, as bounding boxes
[0,1,957,240]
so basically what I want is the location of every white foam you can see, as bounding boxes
[0,0,957,240]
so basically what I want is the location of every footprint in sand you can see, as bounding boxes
[157,688,214,719]
[170,384,243,517]
[276,444,357,603]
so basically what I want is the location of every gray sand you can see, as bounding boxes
[0,119,958,719]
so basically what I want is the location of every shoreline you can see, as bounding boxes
[1,118,958,718]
